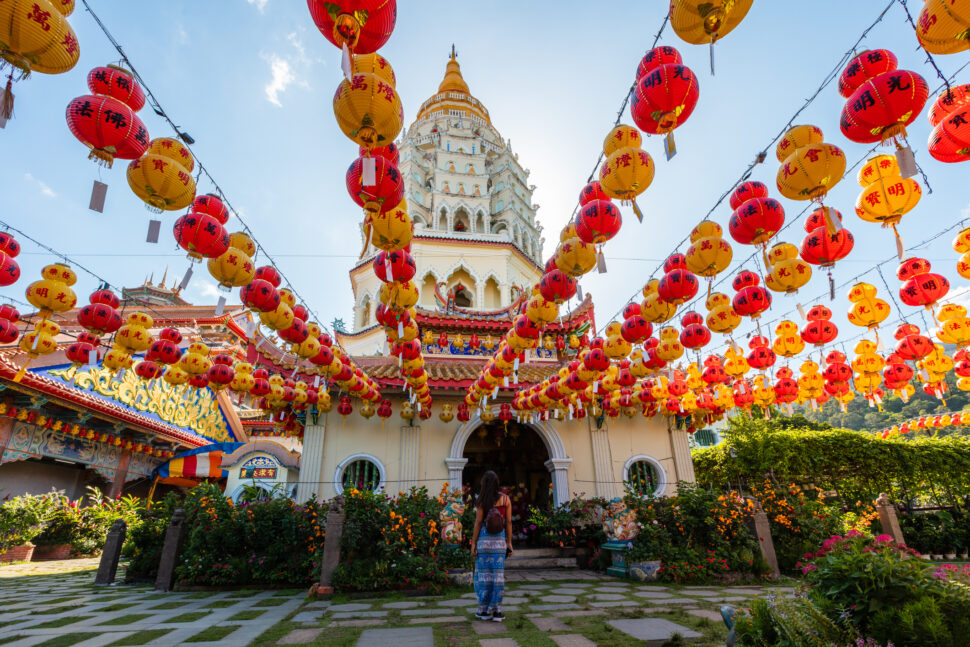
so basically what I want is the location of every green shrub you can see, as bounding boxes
[734,596,855,646]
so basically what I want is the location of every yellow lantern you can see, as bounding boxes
[685,221,732,277]
[379,280,419,309]
[641,279,677,323]
[953,226,970,279]
[777,141,846,202]
[775,124,824,163]
[101,347,133,373]
[915,0,970,55]
[259,301,295,331]
[705,292,741,334]
[655,327,684,362]
[555,237,597,277]
[603,125,643,156]
[352,53,396,86]
[765,242,812,294]
[26,263,77,317]
[231,362,256,393]
[367,200,413,254]
[846,282,891,330]
[127,137,197,212]
[669,0,753,44]
[179,342,211,377]
[855,155,921,237]
[17,318,58,359]
[317,390,332,412]
[482,335,496,351]
[163,366,189,386]
[333,72,403,149]
[599,145,655,221]
[208,235,256,290]
[604,334,632,360]
[114,313,153,354]
[936,304,970,347]
[295,330,322,359]
[772,320,805,357]
[0,0,79,78]
[422,329,435,345]
[359,401,375,419]
[438,403,454,423]
[526,296,559,325]
[724,347,750,378]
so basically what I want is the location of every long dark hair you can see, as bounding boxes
[477,470,499,512]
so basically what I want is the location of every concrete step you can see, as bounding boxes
[511,547,578,559]
[506,556,579,569]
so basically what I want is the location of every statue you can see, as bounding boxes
[439,487,466,546]
[602,498,639,541]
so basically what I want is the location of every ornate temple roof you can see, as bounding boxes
[415,47,490,124]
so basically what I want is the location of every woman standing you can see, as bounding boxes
[470,470,513,622]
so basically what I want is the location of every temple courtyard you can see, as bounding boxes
[0,560,797,647]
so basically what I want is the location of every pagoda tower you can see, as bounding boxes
[343,49,545,353]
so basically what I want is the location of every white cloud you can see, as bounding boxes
[262,54,295,107]
[192,280,221,299]
[24,173,55,198]
[247,0,268,12]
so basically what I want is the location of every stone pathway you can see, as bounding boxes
[0,559,797,646]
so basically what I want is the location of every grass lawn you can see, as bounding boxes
[98,613,153,626]
[107,629,175,646]
[162,611,209,623]
[185,625,239,642]
[228,609,266,621]
[31,616,94,629]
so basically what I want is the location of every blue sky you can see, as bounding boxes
[2,0,969,353]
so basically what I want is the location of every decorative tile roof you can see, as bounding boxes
[356,357,560,391]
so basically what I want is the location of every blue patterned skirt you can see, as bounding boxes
[474,529,506,613]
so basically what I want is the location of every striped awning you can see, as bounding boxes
[152,442,245,479]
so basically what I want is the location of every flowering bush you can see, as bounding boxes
[0,491,60,551]
[33,487,142,555]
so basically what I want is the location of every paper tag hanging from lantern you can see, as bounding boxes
[895,232,905,260]
[829,273,835,301]
[89,181,108,213]
[664,132,677,161]
[313,375,320,388]
[146,219,161,244]
[245,320,256,337]
[821,206,842,234]
[895,146,917,179]
[596,248,607,274]
[576,283,584,301]
[215,296,226,316]
[341,44,353,81]
[179,265,193,291]
[87,349,97,367]
[796,303,807,320]
[362,157,377,186]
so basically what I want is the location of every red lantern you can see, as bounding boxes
[729,191,785,246]
[883,353,914,386]
[658,254,699,305]
[579,181,611,206]
[575,200,622,245]
[373,249,416,282]
[456,403,470,422]
[539,270,577,304]
[774,367,799,403]
[955,348,970,377]
[630,48,699,135]
[746,336,776,370]
[622,302,642,319]
[928,84,970,163]
[307,0,397,54]
[514,315,542,340]
[731,271,772,318]
[66,65,149,167]
[189,374,210,389]
[66,332,100,367]
[279,318,310,345]
[241,278,281,313]
[251,369,271,397]
[728,181,769,210]
[346,155,404,214]
[310,342,335,367]
[173,213,230,261]
[337,395,353,417]
[801,211,854,268]
[0,306,20,345]
[134,360,164,380]
[680,322,711,350]
[621,316,652,344]
[363,142,400,167]
[77,290,123,336]
[191,194,230,225]
[636,45,682,81]
[0,232,21,287]
[146,328,182,365]
[800,305,838,346]
[840,50,928,144]
[207,359,234,391]
[838,49,898,98]
[894,323,934,361]
[897,257,949,309]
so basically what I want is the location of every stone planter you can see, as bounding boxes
[628,560,662,582]
[933,554,944,560]
[960,553,968,560]
[32,544,72,561]
[601,539,632,578]
[0,544,35,563]
[446,569,473,587]
[945,553,957,560]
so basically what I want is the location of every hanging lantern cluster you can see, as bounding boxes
[0,232,22,287]
[927,83,970,163]
[66,65,149,167]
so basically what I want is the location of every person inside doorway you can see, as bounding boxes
[470,470,513,622]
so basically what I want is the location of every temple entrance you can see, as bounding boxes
[462,421,552,541]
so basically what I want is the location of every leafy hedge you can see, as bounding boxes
[693,416,970,504]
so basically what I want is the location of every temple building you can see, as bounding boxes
[302,53,695,508]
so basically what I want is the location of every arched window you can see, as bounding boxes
[623,456,667,497]
[335,454,385,494]
[453,283,472,308]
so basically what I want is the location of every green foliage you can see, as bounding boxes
[123,491,181,579]
[33,487,143,555]
[899,509,970,554]
[734,595,856,647]
[692,416,970,505]
[524,495,607,552]
[0,490,60,550]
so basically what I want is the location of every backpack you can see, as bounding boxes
[485,497,505,534]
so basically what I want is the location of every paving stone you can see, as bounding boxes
[291,611,322,624]
[408,615,466,624]
[498,597,526,604]
[328,603,373,613]
[302,601,332,609]
[688,609,724,622]
[588,593,627,601]
[438,598,479,607]
[718,596,752,602]
[552,609,606,618]
[636,585,670,591]
[402,608,456,616]
[531,603,580,611]
[478,639,519,647]
[589,600,639,608]
[683,590,720,596]
[724,588,761,595]
[609,618,702,640]
[537,594,576,603]
[384,601,424,609]
[331,618,389,628]
[593,586,630,593]
[278,627,324,644]
[472,620,509,635]
[516,584,551,590]
[357,626,434,646]
[331,610,389,619]
[461,592,480,599]
[530,616,569,631]
[633,591,674,599]
[550,635,597,647]
[648,597,697,604]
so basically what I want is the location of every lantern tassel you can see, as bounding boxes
[892,223,904,260]
[631,199,644,223]
[828,270,835,301]
[709,37,716,75]
[359,214,373,259]
[12,357,31,383]
[596,247,607,274]
[1,76,14,122]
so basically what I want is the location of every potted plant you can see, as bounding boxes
[0,492,59,562]
[626,524,662,582]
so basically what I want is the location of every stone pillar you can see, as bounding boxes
[445,457,468,490]
[749,498,780,578]
[400,425,421,491]
[667,424,696,486]
[95,519,126,585]
[297,422,327,503]
[109,446,132,498]
[544,458,573,507]
[0,417,13,463]
[589,425,617,500]
[154,509,186,591]
[476,284,485,310]
[875,492,906,544]
[317,495,345,594]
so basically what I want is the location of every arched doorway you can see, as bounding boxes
[462,421,553,511]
